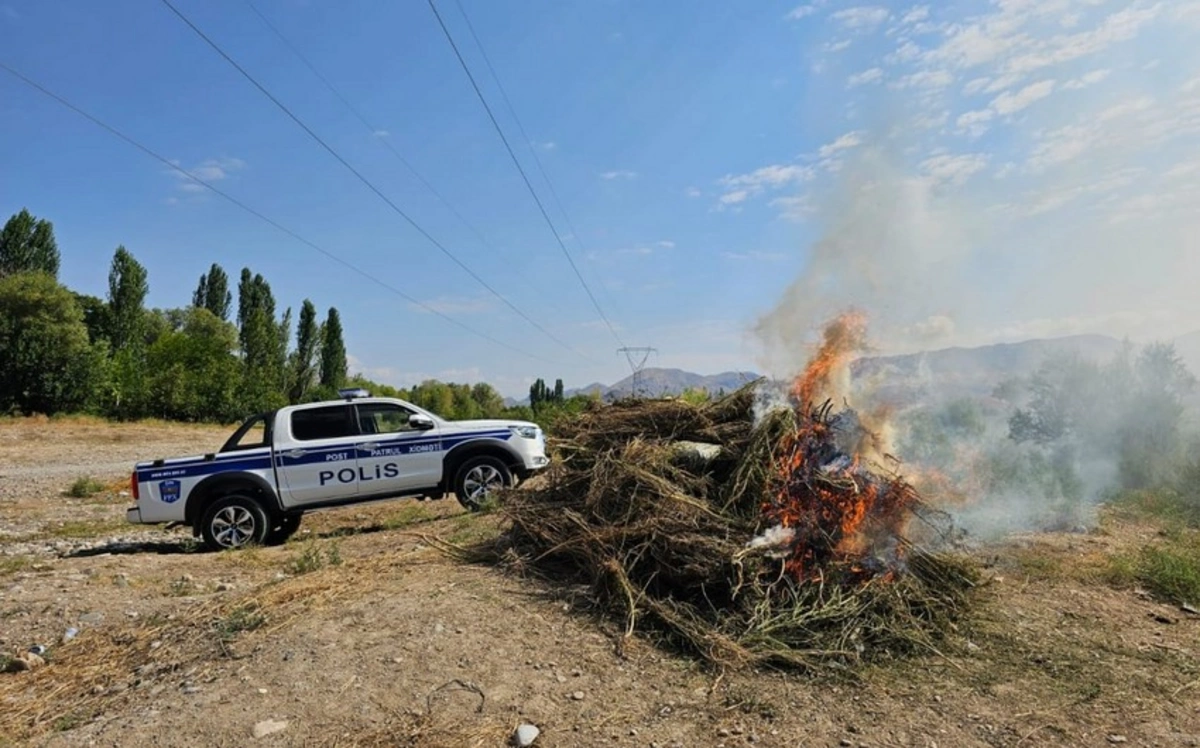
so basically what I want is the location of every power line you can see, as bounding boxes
[0,60,558,366]
[425,0,627,350]
[159,0,591,362]
[449,0,629,342]
[241,0,571,318]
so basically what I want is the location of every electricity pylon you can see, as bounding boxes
[617,347,657,398]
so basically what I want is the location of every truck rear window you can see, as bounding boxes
[291,406,355,441]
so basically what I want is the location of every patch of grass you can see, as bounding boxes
[1012,550,1065,581]
[381,502,437,530]
[446,514,501,546]
[213,604,266,642]
[0,556,32,577]
[1108,534,1200,606]
[1111,489,1200,529]
[286,539,343,575]
[1134,543,1200,606]
[66,476,106,499]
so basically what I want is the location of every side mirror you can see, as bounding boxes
[409,414,435,430]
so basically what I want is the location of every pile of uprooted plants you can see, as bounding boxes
[484,382,981,672]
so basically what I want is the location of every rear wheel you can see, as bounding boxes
[199,495,269,551]
[265,514,302,546]
[452,456,512,511]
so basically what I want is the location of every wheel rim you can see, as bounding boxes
[211,505,257,548]
[463,464,504,505]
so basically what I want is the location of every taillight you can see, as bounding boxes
[130,470,139,501]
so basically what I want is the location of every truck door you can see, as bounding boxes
[353,401,443,496]
[275,404,360,505]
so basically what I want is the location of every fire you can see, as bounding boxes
[789,309,868,406]
[761,311,917,584]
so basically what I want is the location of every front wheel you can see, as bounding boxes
[199,495,269,551]
[453,456,513,511]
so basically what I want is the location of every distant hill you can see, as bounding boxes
[850,334,1126,405]
[509,333,1200,408]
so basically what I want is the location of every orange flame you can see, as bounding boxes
[761,310,916,584]
[790,310,868,407]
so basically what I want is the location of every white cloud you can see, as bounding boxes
[831,6,890,30]
[956,108,994,137]
[535,140,557,151]
[657,240,676,249]
[817,131,864,158]
[770,195,816,222]
[825,39,853,53]
[373,129,389,138]
[900,6,930,26]
[848,67,884,87]
[167,156,245,197]
[1063,68,1111,90]
[892,69,954,90]
[920,153,989,185]
[190,157,245,182]
[718,190,750,207]
[786,4,817,20]
[600,170,638,180]
[989,79,1055,115]
[722,164,815,189]
[685,186,702,198]
[722,250,789,262]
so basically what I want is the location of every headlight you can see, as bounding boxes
[510,424,539,439]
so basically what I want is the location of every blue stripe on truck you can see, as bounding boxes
[135,430,515,481]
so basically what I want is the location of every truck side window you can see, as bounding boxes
[356,403,417,434]
[291,405,356,441]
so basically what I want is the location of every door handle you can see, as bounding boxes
[359,442,380,451]
[285,449,307,459]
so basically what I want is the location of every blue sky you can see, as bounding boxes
[2,0,1197,396]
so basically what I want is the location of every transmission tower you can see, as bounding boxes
[617,347,657,398]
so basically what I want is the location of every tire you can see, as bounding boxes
[264,514,302,546]
[199,495,270,551]
[453,456,513,511]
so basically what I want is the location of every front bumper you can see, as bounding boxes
[126,507,143,524]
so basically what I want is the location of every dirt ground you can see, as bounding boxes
[1,418,1198,747]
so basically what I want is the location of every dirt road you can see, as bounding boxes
[1,418,1197,747]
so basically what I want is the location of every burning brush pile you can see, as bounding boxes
[494,315,979,671]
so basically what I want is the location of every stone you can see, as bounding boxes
[253,719,289,739]
[570,691,585,701]
[79,611,105,625]
[514,723,540,747]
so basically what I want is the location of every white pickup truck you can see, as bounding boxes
[126,389,549,550]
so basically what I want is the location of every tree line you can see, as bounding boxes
[0,207,598,426]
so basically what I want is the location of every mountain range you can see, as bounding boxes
[527,331,1200,405]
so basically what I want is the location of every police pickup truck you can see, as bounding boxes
[126,389,549,551]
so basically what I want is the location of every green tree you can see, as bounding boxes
[470,382,505,417]
[288,299,319,403]
[236,270,289,412]
[553,378,565,402]
[319,307,347,390]
[0,209,60,279]
[0,272,102,414]
[102,247,150,418]
[106,246,149,350]
[145,307,242,421]
[192,263,232,321]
